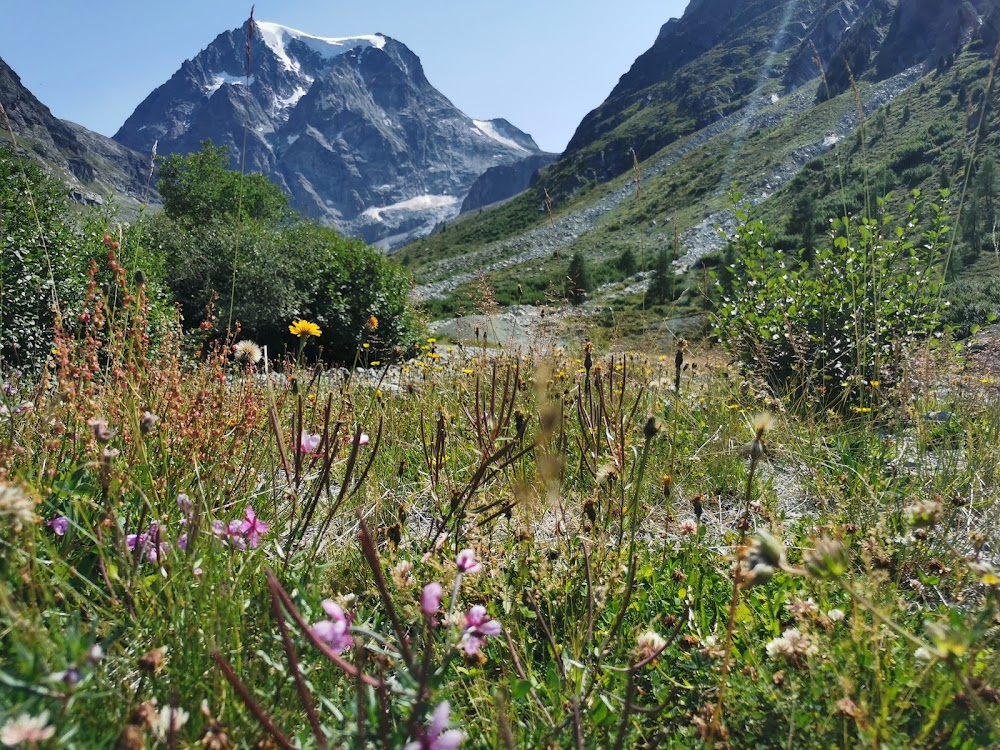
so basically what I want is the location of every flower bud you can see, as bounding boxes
[804,538,847,579]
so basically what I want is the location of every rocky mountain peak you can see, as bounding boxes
[114,21,550,247]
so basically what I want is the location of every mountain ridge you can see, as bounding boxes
[0,56,157,210]
[397,0,1000,336]
[115,21,554,247]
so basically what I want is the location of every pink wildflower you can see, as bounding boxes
[312,599,354,654]
[127,522,169,563]
[1,711,56,745]
[87,418,114,443]
[403,701,464,750]
[211,519,247,551]
[239,506,269,549]
[679,519,698,536]
[461,605,501,655]
[48,515,69,536]
[356,433,370,447]
[421,582,443,619]
[300,431,322,454]
[455,549,481,574]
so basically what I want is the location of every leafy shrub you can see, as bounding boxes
[157,141,289,224]
[0,147,89,370]
[565,251,592,304]
[146,143,421,362]
[714,189,949,408]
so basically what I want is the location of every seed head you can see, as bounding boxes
[803,537,847,580]
[643,415,663,440]
[233,340,263,366]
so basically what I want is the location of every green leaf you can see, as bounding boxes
[511,679,532,700]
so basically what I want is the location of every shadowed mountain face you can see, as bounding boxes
[550,0,997,194]
[115,22,551,247]
[0,57,156,209]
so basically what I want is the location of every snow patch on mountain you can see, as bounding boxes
[255,22,384,73]
[472,120,530,153]
[362,194,459,222]
[205,73,255,95]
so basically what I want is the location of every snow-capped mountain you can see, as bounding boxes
[115,21,551,247]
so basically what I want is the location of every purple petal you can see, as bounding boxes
[456,548,481,573]
[48,516,69,536]
[421,582,443,617]
[312,619,353,654]
[321,599,346,621]
[462,636,483,655]
[300,431,321,454]
[429,701,450,738]
[436,729,465,750]
[465,605,487,626]
[479,620,502,637]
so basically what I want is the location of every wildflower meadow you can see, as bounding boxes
[1,240,998,748]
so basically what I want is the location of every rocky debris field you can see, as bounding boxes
[413,66,926,304]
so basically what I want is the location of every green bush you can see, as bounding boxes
[714,189,949,408]
[944,276,1000,338]
[157,141,289,225]
[146,143,421,362]
[565,251,592,305]
[0,147,88,371]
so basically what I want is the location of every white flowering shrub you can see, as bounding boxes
[714,189,950,408]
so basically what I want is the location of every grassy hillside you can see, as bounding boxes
[394,43,1000,348]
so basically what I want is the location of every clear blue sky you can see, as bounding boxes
[0,0,689,154]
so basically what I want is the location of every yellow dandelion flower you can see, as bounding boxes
[869,380,881,388]
[853,406,872,413]
[462,369,474,375]
[363,343,370,349]
[371,360,381,367]
[368,315,379,330]
[428,352,441,360]
[289,319,321,338]
[981,377,997,385]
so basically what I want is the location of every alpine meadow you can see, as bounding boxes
[3,1,1000,748]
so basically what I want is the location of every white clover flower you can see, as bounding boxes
[151,705,189,742]
[1,711,55,745]
[636,630,667,661]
